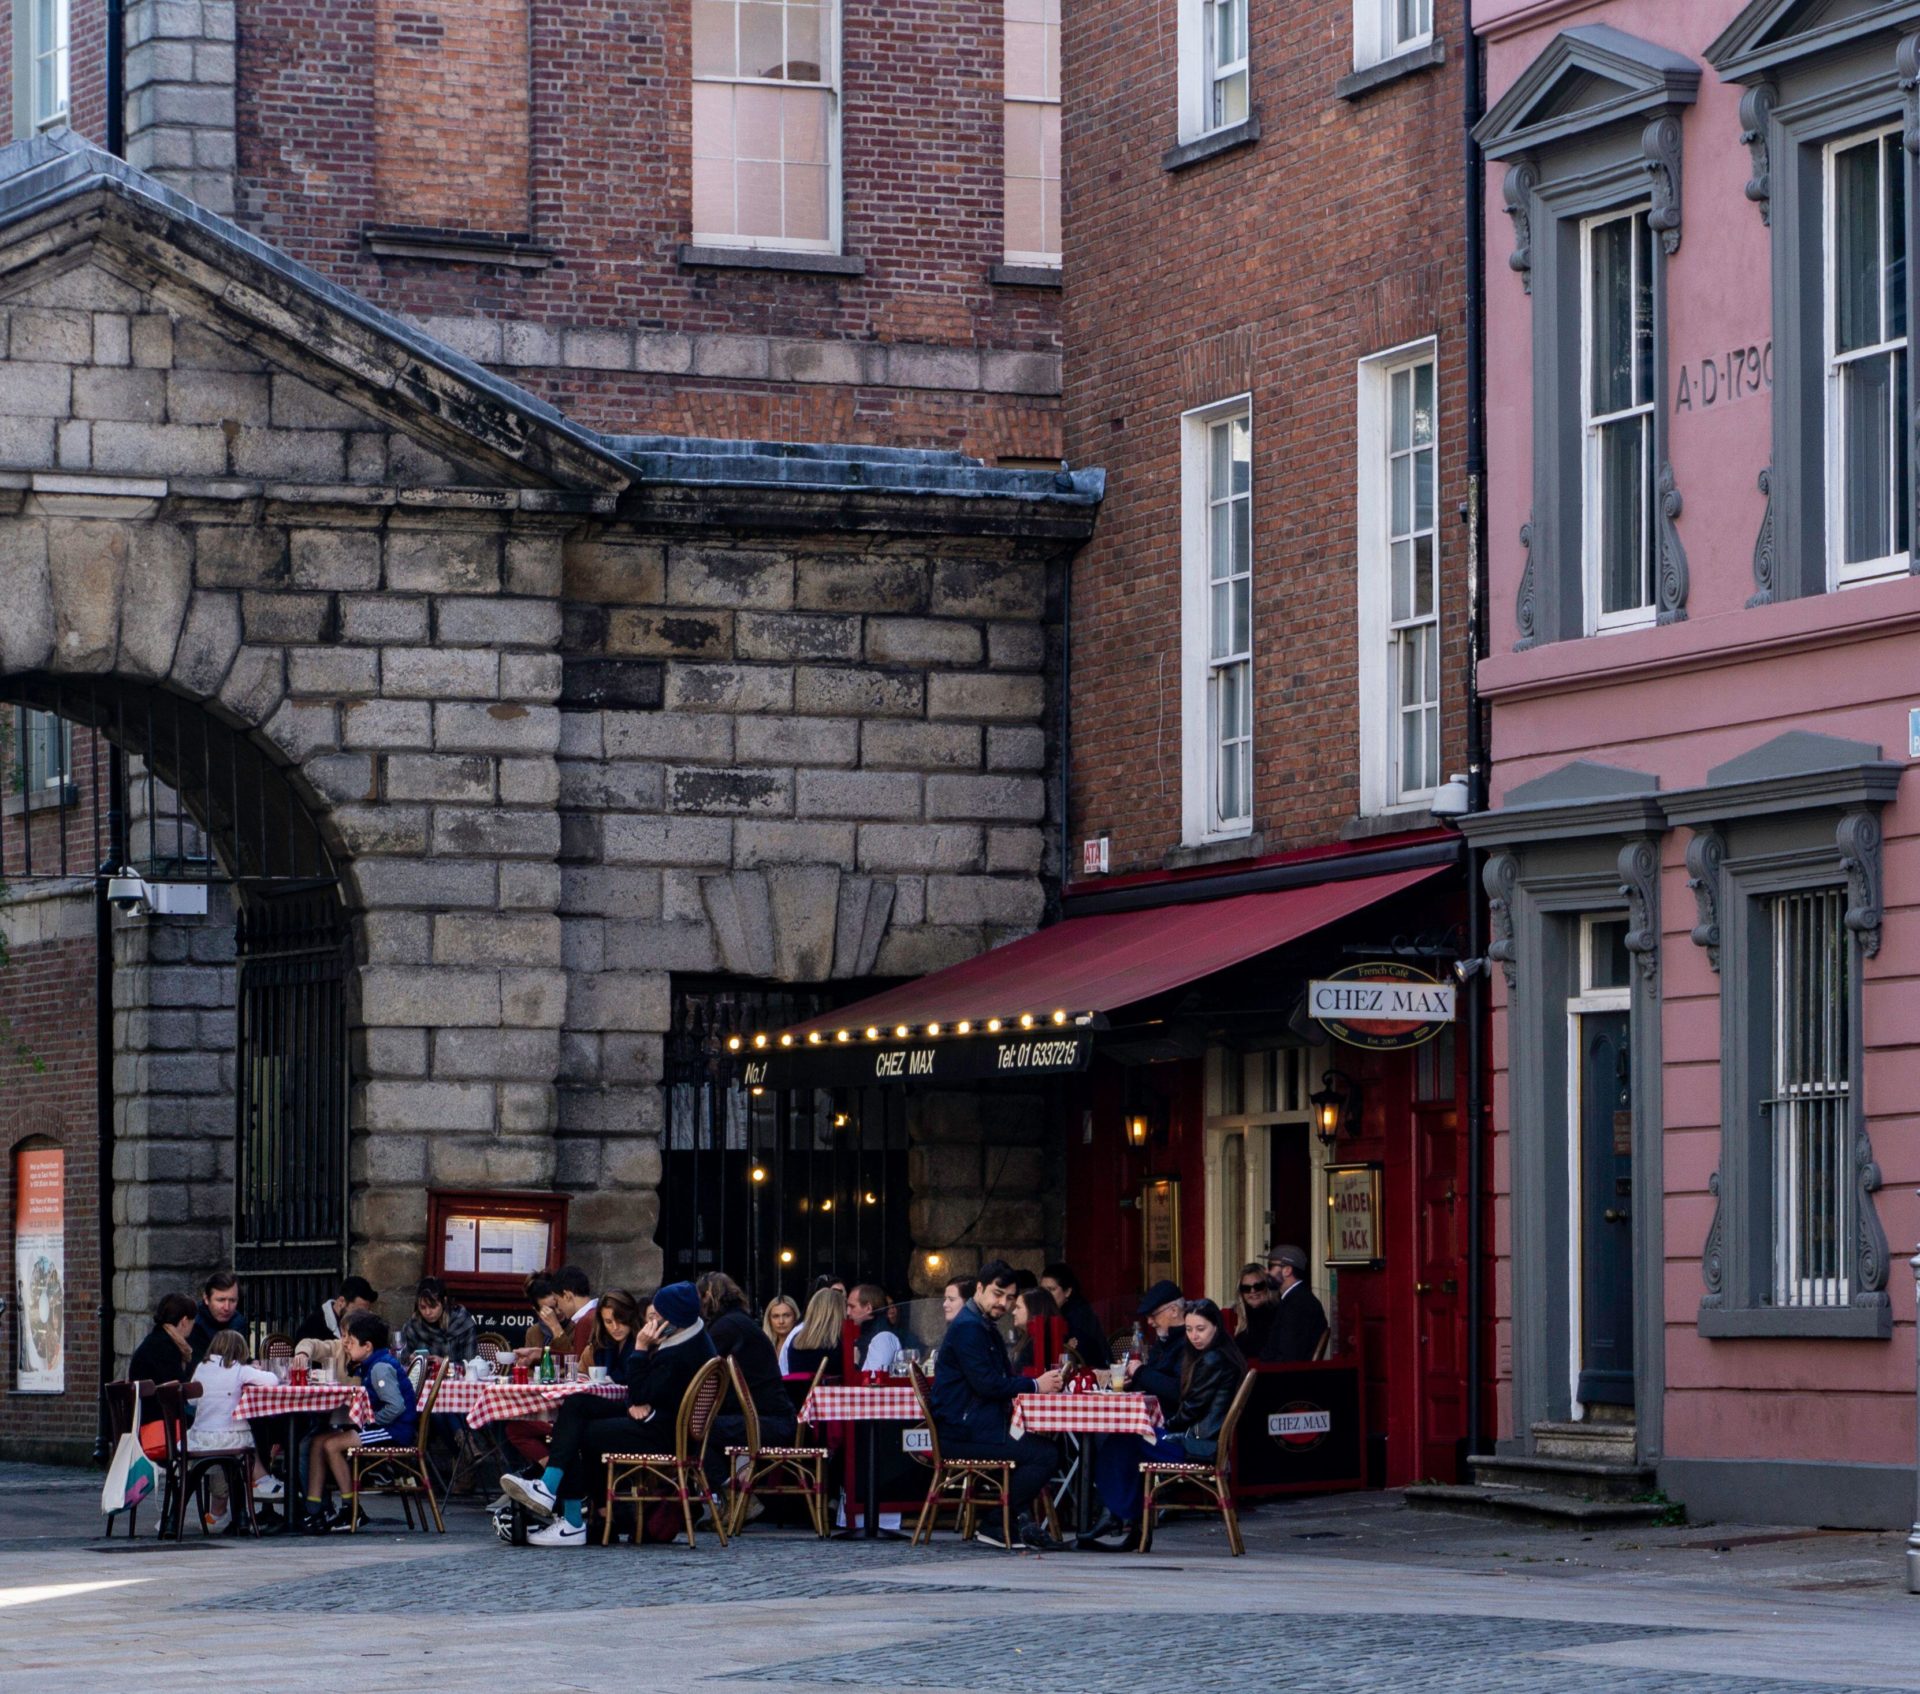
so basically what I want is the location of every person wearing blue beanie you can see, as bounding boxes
[509,1283,718,1547]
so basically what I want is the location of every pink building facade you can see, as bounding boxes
[1466,0,1920,1526]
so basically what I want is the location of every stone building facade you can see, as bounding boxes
[0,130,1096,1457]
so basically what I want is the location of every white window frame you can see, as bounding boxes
[14,707,71,793]
[1823,125,1910,590]
[1176,0,1247,143]
[1353,0,1431,73]
[1563,914,1631,1418]
[1001,0,1061,267]
[1180,395,1254,846]
[31,0,68,131]
[691,0,842,255]
[1356,338,1440,815]
[1203,1047,1318,1306]
[1579,205,1657,636]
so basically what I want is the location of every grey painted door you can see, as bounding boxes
[1577,1010,1634,1406]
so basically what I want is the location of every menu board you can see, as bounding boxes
[426,1189,570,1297]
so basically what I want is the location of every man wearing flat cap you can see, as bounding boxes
[1261,1246,1328,1363]
[1125,1279,1191,1418]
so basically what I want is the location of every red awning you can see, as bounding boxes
[778,862,1450,1042]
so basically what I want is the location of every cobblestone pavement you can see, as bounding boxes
[3,1464,1917,1693]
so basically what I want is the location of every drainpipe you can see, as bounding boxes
[106,0,126,158]
[92,742,125,1465]
[1461,0,1489,1461]
[1055,554,1073,902]
[1907,1226,1920,1592]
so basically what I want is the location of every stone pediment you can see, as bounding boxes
[0,131,631,494]
[1705,0,1920,81]
[1475,24,1701,159]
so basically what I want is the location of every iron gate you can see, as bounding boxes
[662,983,910,1309]
[233,883,351,1337]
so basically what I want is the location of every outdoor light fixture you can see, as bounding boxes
[1019,1013,1035,1029]
[1126,1114,1149,1147]
[753,1034,767,1049]
[750,1165,768,1184]
[832,1111,850,1130]
[926,1023,941,1036]
[779,1034,793,1047]
[1310,1071,1360,1148]
[925,1252,944,1272]
[727,1035,743,1051]
[779,1248,794,1265]
[865,1026,880,1039]
[808,1032,822,1044]
[750,1085,765,1098]
[957,1020,972,1034]
[863,1191,877,1206]
[1051,1010,1067,1025]
[894,1024,910,1038]
[821,1198,834,1213]
[836,1030,851,1042]
[987,1018,1003,1033]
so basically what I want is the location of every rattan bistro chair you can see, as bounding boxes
[1136,1368,1256,1556]
[906,1362,1021,1549]
[724,1357,830,1536]
[602,1354,731,1548]
[348,1355,449,1533]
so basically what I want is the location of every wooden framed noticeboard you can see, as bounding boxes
[425,1189,569,1303]
[1141,1176,1181,1287]
[1325,1163,1383,1267]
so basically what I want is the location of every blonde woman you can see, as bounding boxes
[784,1285,846,1383]
[762,1294,802,1371]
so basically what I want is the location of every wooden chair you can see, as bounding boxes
[149,1380,258,1540]
[1136,1369,1256,1556]
[601,1354,731,1548]
[348,1355,448,1533]
[906,1362,1017,1550]
[723,1357,829,1536]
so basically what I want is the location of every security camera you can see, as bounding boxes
[105,869,150,914]
[1430,773,1471,822]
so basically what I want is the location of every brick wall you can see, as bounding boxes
[0,899,100,1465]
[1062,0,1469,875]
[373,0,528,232]
[233,0,1063,458]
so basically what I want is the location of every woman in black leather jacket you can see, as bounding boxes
[1083,1298,1247,1546]
[1168,1299,1246,1459]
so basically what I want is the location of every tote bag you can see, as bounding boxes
[102,1383,160,1516]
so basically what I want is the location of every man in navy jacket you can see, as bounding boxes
[931,1259,1066,1550]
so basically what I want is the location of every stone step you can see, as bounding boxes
[1531,1419,1638,1463]
[1404,1484,1671,1527]
[1468,1453,1657,1501]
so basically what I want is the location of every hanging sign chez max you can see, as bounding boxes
[1307,962,1454,1052]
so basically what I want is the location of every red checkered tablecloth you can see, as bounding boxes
[235,1382,372,1427]
[1008,1391,1163,1441]
[452,1378,626,1429]
[800,1384,921,1424]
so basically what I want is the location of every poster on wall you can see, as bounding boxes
[14,1146,65,1394]
[1325,1163,1383,1267]
[1141,1177,1181,1287]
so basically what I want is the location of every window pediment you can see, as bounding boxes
[1474,24,1700,160]
[1706,0,1920,83]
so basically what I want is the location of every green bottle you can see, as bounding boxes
[540,1343,553,1384]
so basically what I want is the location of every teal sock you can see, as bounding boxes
[562,1499,584,1529]
[541,1466,563,1495]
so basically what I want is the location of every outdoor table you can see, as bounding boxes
[799,1382,922,1539]
[439,1376,626,1428]
[1008,1389,1164,1532]
[236,1380,371,1532]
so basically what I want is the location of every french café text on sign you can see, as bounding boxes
[1308,961,1454,1051]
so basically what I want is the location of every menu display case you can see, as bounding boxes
[425,1189,569,1304]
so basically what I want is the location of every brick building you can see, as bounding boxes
[1054,0,1475,1488]
[0,0,1093,1463]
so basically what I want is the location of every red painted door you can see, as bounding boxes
[1413,1093,1465,1482]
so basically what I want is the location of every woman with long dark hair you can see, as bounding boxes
[580,1289,642,1378]
[1082,1298,1246,1547]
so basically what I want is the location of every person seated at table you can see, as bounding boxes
[1231,1263,1277,1357]
[696,1273,797,1498]
[1010,1284,1064,1376]
[293,1276,377,1348]
[1126,1279,1191,1419]
[762,1295,801,1370]
[188,1270,247,1365]
[397,1276,479,1363]
[784,1286,846,1384]
[514,1265,598,1367]
[1261,1245,1330,1363]
[303,1312,418,1534]
[928,1258,1067,1551]
[847,1283,901,1375]
[1041,1263,1111,1369]
[1081,1298,1247,1549]
[189,1329,281,1527]
[579,1288,642,1378]
[507,1282,716,1548]
[128,1291,198,1393]
[939,1276,976,1327]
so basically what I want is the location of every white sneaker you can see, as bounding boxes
[527,1517,586,1548]
[500,1474,558,1521]
[202,1508,232,1534]
[252,1476,284,1501]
